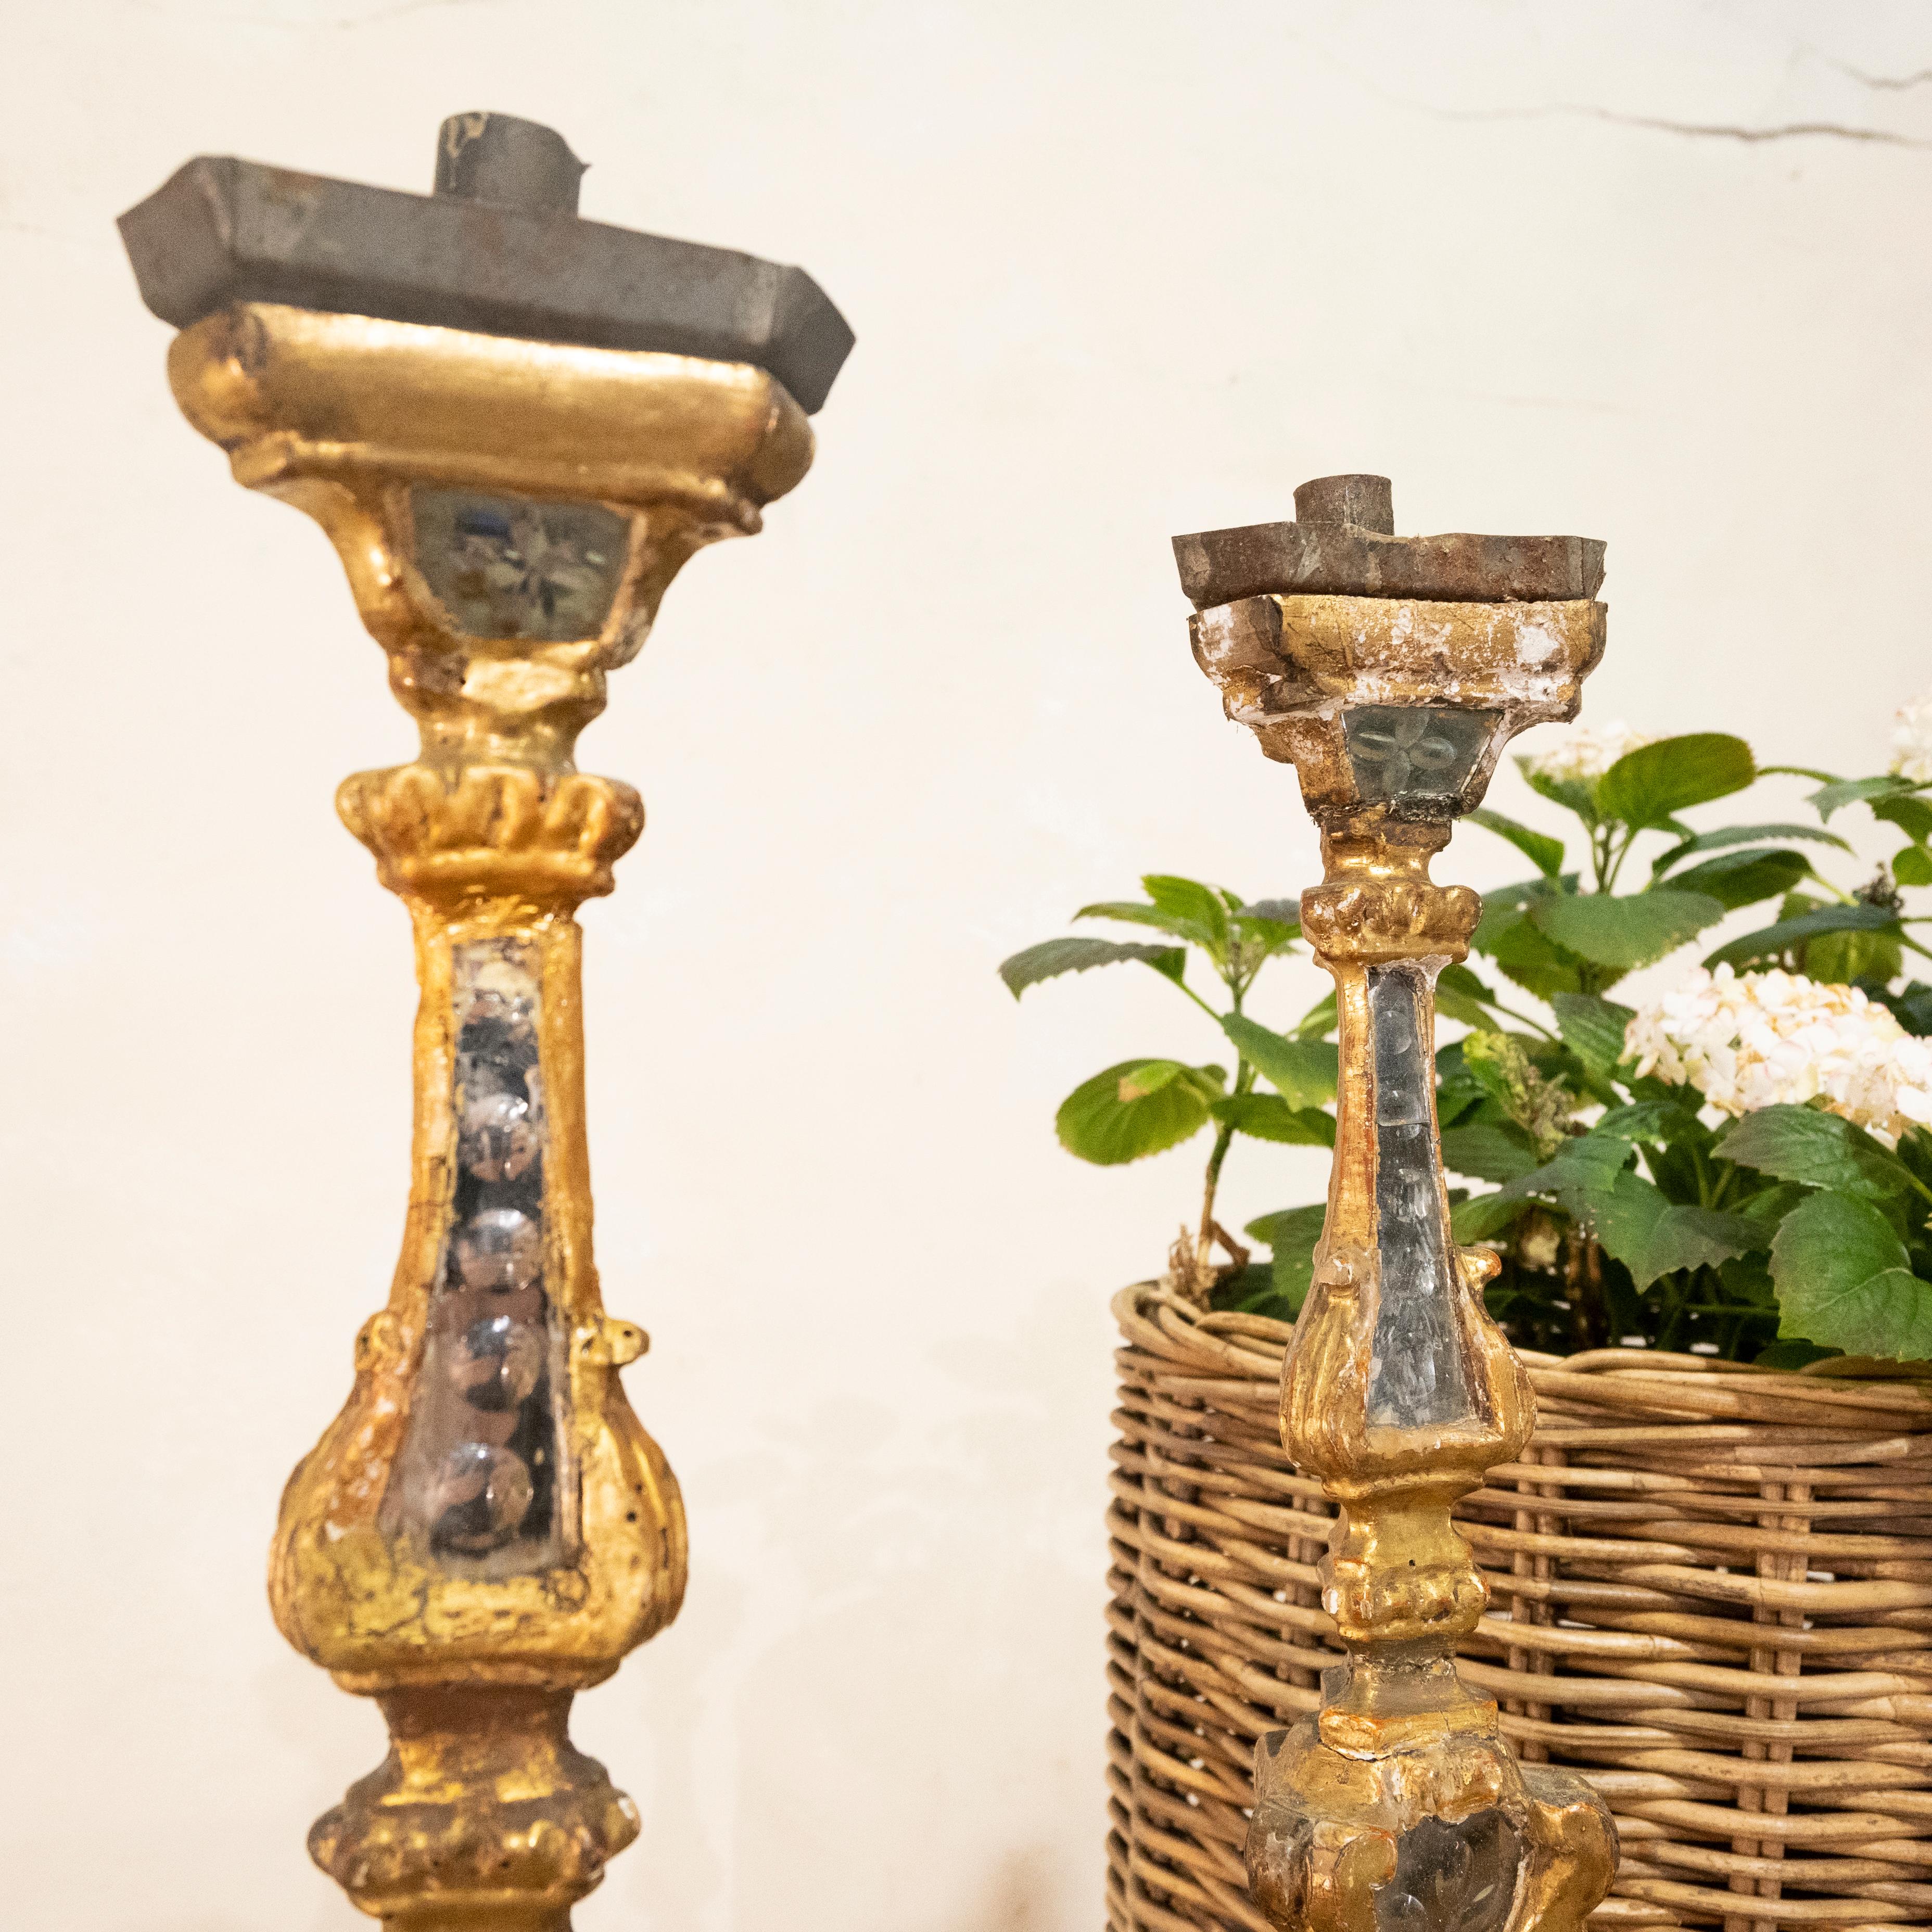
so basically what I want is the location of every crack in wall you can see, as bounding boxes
[1396,95,1932,150]
[1570,106,1932,147]
[1833,62,1932,93]
[1252,27,1932,155]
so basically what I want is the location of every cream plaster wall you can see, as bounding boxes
[5,3,1931,1927]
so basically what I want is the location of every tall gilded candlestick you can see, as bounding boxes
[120,114,852,1931]
[1174,476,1618,1932]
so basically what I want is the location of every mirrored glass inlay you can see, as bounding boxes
[382,941,567,1575]
[1374,1809,1522,1932]
[1365,962,1479,1429]
[411,487,630,641]
[1343,705,1496,810]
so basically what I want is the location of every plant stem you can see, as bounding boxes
[1491,997,1560,1041]
[1171,974,1225,1022]
[1193,1033,1257,1281]
[1690,1140,1714,1209]
[1196,1118,1236,1272]
[1602,825,1638,894]
[1659,1271,1688,1352]
[1566,1231,1609,1351]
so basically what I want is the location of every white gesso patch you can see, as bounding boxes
[1514,622,1561,666]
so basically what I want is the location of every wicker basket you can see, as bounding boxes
[1107,1284,1932,1932]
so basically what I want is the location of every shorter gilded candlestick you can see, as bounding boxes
[1175,474,1619,1932]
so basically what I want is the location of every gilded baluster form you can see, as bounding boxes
[1174,475,1618,1932]
[121,114,852,1931]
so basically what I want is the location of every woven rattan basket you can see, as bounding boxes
[1107,1283,1932,1932]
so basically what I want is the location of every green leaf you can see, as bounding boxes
[1054,1059,1224,1166]
[1811,774,1920,821]
[1530,890,1725,970]
[1453,1129,1635,1245]
[1292,989,1339,1040]
[1439,962,1502,1009]
[1519,1132,1636,1210]
[1584,1169,1763,1289]
[1222,1014,1339,1108]
[1595,1099,1700,1144]
[1211,1094,1337,1146]
[1652,822,1853,876]
[1228,897,1303,971]
[1434,1041,1487,1127]
[1434,979,1493,1029]
[1596,733,1756,831]
[997,936,1186,999]
[1704,902,1901,971]
[1142,874,1231,951]
[1453,1191,1536,1241]
[1633,1201,1762,1288]
[1075,884,1230,956]
[1754,1337,1840,1369]
[1806,922,1904,987]
[1244,1203,1327,1317]
[1771,1191,1932,1359]
[1736,1180,1812,1229]
[1665,848,1811,911]
[1215,1268,1301,1324]
[1434,961,1518,1030]
[1442,1123,1541,1185]
[1644,1205,1764,1279]
[1874,793,1932,843]
[1472,876,1565,952]
[1518,759,1600,825]
[1550,993,1636,1077]
[1580,1167,1660,1269]
[1718,1105,1920,1203]
[1235,897,1303,927]
[1467,808,1565,879]
[1483,908,1589,1001]
[1893,845,1932,888]
[1719,1253,1778,1307]
[1074,899,1210,945]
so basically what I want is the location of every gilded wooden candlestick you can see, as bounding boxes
[121,115,851,1931]
[1175,475,1618,1932]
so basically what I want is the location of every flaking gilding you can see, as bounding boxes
[162,303,814,1930]
[1190,591,1605,824]
[1179,475,1617,1932]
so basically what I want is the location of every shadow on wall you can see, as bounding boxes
[582,1283,1110,1932]
[968,1845,1062,1931]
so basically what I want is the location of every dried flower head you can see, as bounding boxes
[1521,720,1656,789]
[1625,963,1932,1147]
[1892,691,1932,785]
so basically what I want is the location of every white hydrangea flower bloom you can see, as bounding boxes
[1891,691,1932,784]
[1521,720,1657,789]
[1625,964,1932,1146]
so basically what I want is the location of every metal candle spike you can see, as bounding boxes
[1174,477,1618,1932]
[121,114,851,1931]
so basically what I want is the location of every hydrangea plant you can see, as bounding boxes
[998,877,1336,1303]
[1007,707,1932,1363]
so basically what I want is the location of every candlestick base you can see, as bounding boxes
[309,1686,637,1931]
[1249,1686,1615,1932]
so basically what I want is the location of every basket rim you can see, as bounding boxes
[1111,1281,1932,1415]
